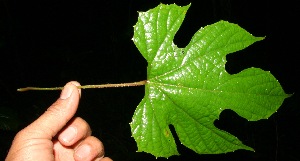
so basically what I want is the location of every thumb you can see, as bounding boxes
[23,81,81,140]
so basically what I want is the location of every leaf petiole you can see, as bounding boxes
[17,80,147,92]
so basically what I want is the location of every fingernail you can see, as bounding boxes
[75,144,91,159]
[60,83,73,99]
[59,126,77,144]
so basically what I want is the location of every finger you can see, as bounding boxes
[95,157,113,161]
[23,81,81,140]
[58,117,92,146]
[74,136,105,161]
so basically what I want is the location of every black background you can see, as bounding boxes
[0,0,299,161]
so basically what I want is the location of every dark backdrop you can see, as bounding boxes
[1,0,299,161]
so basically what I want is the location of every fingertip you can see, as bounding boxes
[100,157,114,161]
[60,81,81,99]
[69,81,81,97]
[94,157,113,161]
[58,117,91,146]
[74,136,105,161]
[60,83,74,100]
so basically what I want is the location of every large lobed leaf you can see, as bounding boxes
[130,3,290,158]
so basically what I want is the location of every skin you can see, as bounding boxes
[5,81,113,161]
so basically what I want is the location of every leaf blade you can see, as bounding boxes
[131,3,289,158]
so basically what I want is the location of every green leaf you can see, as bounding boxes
[130,3,290,158]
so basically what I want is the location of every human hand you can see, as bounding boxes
[5,81,113,161]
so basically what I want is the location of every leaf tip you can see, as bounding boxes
[257,36,265,41]
[287,93,294,98]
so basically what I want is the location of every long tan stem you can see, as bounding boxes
[17,80,147,92]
